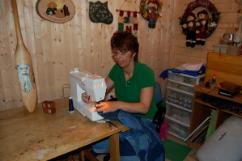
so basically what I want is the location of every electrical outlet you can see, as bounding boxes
[63,84,70,98]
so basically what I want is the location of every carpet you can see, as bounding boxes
[164,139,191,161]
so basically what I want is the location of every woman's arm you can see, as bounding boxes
[95,86,154,114]
[105,77,114,93]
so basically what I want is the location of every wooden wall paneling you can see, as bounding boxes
[45,25,55,98]
[72,1,85,74]
[35,23,50,101]
[213,0,235,3]
[139,29,158,69]
[1,0,241,110]
[168,0,184,67]
[85,13,96,72]
[96,24,109,76]
[0,73,4,108]
[99,25,114,77]
[82,0,99,73]
[174,55,207,66]
[156,0,173,70]
[174,46,207,59]
[215,1,239,13]
[79,0,88,72]
[220,13,239,26]
[0,0,8,107]
[35,57,46,101]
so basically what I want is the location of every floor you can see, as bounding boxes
[164,139,191,161]
[96,155,172,161]
[183,150,198,161]
[52,137,193,161]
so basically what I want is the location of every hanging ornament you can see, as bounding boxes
[36,0,75,23]
[179,0,220,47]
[117,10,138,35]
[116,0,139,36]
[140,0,162,28]
[89,1,113,24]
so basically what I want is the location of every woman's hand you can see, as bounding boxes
[95,101,119,113]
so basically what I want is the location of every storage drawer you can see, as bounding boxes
[166,103,191,125]
[167,80,194,93]
[166,117,189,140]
[166,89,193,110]
[168,72,204,85]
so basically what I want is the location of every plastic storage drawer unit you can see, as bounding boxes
[165,71,204,141]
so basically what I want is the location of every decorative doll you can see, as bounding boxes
[182,12,196,48]
[140,0,162,28]
[196,10,209,45]
[146,0,159,28]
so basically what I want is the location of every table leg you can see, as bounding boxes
[80,150,85,161]
[109,133,120,161]
[80,148,98,161]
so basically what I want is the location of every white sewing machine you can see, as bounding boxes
[69,68,106,121]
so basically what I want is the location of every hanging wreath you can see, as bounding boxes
[179,0,220,47]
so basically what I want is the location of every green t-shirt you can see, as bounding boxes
[108,62,157,119]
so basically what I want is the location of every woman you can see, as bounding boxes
[83,31,165,161]
[84,31,157,118]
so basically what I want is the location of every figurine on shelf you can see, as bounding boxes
[196,10,209,46]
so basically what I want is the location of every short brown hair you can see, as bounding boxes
[111,31,139,61]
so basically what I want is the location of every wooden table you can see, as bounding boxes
[0,99,127,161]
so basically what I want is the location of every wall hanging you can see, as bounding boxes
[180,0,220,47]
[116,0,139,36]
[11,0,37,112]
[89,1,113,24]
[36,0,75,23]
[140,0,162,28]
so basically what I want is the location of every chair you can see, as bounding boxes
[152,82,166,132]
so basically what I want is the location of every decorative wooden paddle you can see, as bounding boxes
[11,0,37,112]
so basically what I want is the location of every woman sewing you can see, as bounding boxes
[83,31,165,161]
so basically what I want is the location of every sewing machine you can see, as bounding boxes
[69,68,106,121]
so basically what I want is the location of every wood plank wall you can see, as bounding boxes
[0,0,240,110]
